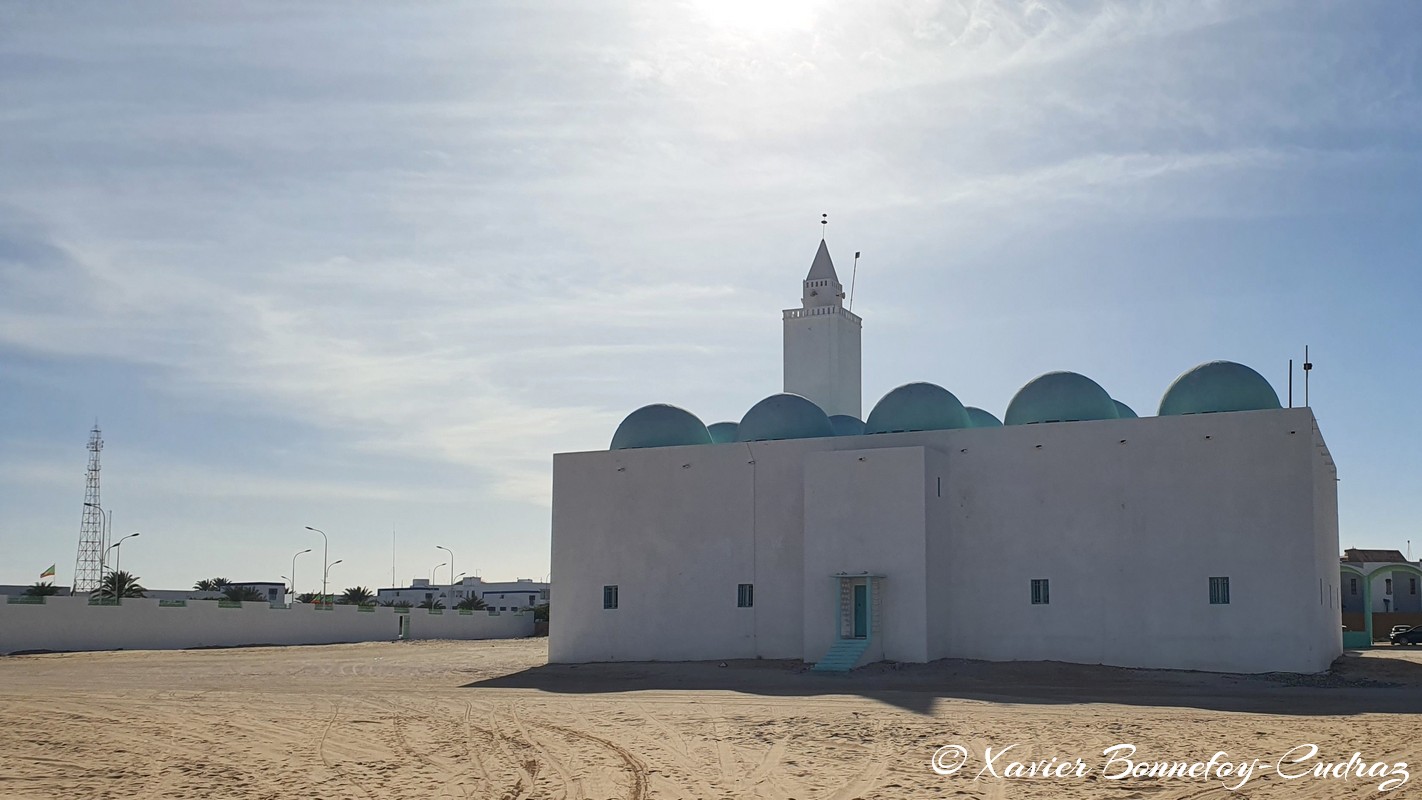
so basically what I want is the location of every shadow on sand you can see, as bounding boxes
[462,649,1422,716]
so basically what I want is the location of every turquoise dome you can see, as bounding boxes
[737,393,835,441]
[965,406,1003,427]
[1158,361,1282,416]
[1004,371,1120,425]
[829,414,866,436]
[1113,400,1139,419]
[865,382,972,434]
[610,404,713,450]
[707,421,739,444]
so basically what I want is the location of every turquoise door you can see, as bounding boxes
[852,584,867,638]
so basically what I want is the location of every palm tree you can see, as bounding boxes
[222,585,265,602]
[417,598,445,610]
[454,596,487,611]
[379,599,412,608]
[295,592,319,604]
[96,570,146,600]
[24,581,61,597]
[194,577,232,591]
[340,586,375,606]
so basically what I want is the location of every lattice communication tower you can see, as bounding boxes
[72,425,106,594]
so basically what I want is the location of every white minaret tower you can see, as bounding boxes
[782,239,862,418]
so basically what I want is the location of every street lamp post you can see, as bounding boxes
[323,559,343,603]
[105,533,140,595]
[430,562,446,584]
[290,548,312,603]
[108,532,140,575]
[305,526,329,603]
[436,545,455,587]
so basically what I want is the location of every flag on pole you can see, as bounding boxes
[39,564,56,579]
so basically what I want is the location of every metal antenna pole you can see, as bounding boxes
[1303,345,1312,406]
[820,213,827,240]
[849,251,860,311]
[1288,359,1293,408]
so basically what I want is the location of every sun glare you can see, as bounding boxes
[687,0,819,34]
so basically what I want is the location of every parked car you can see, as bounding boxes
[1391,624,1413,638]
[1390,626,1422,646]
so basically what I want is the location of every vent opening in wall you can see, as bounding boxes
[1209,577,1230,605]
[1031,579,1050,605]
[737,583,754,608]
[603,585,619,609]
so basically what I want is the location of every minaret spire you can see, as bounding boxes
[783,232,862,418]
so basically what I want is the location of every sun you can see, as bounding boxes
[685,0,820,34]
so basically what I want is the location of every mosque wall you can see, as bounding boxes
[550,407,1341,673]
[803,446,931,665]
[931,406,1337,673]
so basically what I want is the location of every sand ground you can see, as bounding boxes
[2,638,1421,800]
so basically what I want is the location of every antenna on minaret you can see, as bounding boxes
[1303,345,1312,406]
[849,251,861,311]
[820,213,827,239]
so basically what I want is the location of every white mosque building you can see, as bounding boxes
[549,240,1341,674]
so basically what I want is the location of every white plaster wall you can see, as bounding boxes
[782,312,861,418]
[551,407,1340,674]
[932,407,1337,674]
[550,438,832,663]
[1311,424,1344,658]
[922,447,955,661]
[0,597,532,654]
[803,447,929,664]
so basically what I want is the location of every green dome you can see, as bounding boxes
[1113,400,1139,419]
[1158,361,1282,416]
[1005,371,1120,425]
[829,414,866,436]
[866,382,972,434]
[737,393,834,442]
[610,404,713,450]
[965,406,1003,427]
[707,421,739,444]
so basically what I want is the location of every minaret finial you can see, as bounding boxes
[820,213,827,239]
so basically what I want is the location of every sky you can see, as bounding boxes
[1,1,1420,593]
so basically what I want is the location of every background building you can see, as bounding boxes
[376,577,547,609]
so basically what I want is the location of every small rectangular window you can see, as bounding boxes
[1030,579,1049,605]
[1209,577,1230,605]
[1386,578,1393,596]
[603,585,619,609]
[1349,578,1357,595]
[737,583,754,608]
[1412,578,1417,596]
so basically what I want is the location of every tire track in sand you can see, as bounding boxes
[316,699,377,800]
[534,720,650,800]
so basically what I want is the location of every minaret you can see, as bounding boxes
[782,240,862,418]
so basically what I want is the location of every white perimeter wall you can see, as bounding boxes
[550,407,1341,674]
[0,597,533,654]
